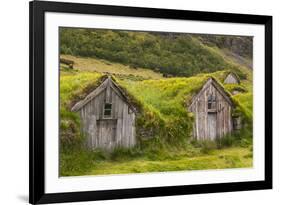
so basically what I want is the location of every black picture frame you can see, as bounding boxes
[29,0,272,204]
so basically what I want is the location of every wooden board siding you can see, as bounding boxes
[224,73,239,84]
[77,78,136,151]
[189,79,233,140]
[96,119,117,150]
[207,113,217,140]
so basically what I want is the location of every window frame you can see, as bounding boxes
[208,94,216,110]
[103,102,113,119]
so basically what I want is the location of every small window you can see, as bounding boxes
[208,94,216,109]
[208,96,212,109]
[103,103,112,118]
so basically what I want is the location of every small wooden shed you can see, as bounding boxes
[224,72,240,84]
[72,76,137,151]
[188,78,234,140]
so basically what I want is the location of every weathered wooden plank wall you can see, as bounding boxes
[79,80,136,151]
[224,73,239,84]
[189,81,233,140]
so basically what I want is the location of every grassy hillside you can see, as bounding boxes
[59,68,253,176]
[59,28,253,176]
[61,54,163,80]
[60,28,250,77]
[195,34,253,60]
[124,71,252,146]
[60,69,252,146]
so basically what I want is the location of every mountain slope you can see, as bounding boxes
[60,28,252,78]
[60,54,163,80]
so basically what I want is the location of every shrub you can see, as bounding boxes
[216,134,236,149]
[59,28,245,77]
[110,147,143,161]
[194,140,217,154]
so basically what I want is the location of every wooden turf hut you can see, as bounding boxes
[188,78,234,140]
[224,72,240,84]
[71,76,137,151]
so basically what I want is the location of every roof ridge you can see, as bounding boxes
[71,75,137,112]
[188,77,234,110]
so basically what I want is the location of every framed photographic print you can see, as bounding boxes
[29,0,272,204]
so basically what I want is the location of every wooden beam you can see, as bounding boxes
[71,78,109,111]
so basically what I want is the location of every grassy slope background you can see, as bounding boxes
[60,28,252,77]
[59,29,253,176]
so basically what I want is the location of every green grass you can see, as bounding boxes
[116,70,252,143]
[60,147,252,176]
[59,58,253,176]
[60,54,163,80]
[60,28,251,77]
[60,71,103,145]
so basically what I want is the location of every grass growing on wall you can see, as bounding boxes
[60,71,103,146]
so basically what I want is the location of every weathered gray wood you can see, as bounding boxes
[87,115,97,148]
[60,58,74,69]
[224,72,240,84]
[207,113,217,140]
[73,77,137,151]
[71,78,109,112]
[189,78,233,110]
[116,118,122,146]
[105,81,111,103]
[189,78,234,140]
[96,119,117,150]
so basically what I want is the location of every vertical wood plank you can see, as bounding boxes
[190,81,234,140]
[105,81,110,103]
[77,79,137,150]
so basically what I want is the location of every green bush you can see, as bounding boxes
[216,134,236,149]
[200,141,217,154]
[191,140,217,154]
[110,147,143,161]
[59,28,246,77]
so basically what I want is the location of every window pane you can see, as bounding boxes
[104,103,112,109]
[104,109,111,116]
[104,103,112,117]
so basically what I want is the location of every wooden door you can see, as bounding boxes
[207,113,217,140]
[97,119,117,150]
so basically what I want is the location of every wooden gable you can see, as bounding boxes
[188,77,235,140]
[71,76,137,113]
[188,77,234,111]
[224,72,240,84]
[72,76,137,150]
